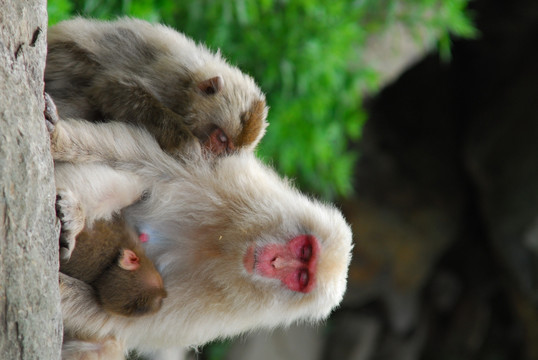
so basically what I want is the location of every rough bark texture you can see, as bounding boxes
[0,1,62,359]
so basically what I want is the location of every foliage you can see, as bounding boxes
[47,0,475,199]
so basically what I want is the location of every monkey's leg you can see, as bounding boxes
[46,90,120,164]
[49,117,177,167]
[44,93,146,163]
[45,96,198,170]
[60,273,119,342]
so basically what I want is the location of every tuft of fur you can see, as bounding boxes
[46,17,268,154]
[52,119,352,355]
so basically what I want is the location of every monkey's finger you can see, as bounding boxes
[60,246,73,261]
[44,92,59,132]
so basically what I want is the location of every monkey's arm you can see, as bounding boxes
[47,92,177,173]
[56,162,146,223]
[55,163,147,259]
[91,75,194,153]
[51,118,170,165]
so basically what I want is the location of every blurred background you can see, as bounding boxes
[47,0,538,359]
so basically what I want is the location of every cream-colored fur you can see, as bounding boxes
[61,335,124,360]
[53,119,352,358]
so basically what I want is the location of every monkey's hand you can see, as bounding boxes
[44,92,66,159]
[44,92,59,133]
[57,189,85,260]
[44,92,72,160]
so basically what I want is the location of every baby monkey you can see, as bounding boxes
[45,17,268,156]
[60,215,167,317]
[46,96,166,358]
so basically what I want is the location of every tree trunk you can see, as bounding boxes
[0,1,62,359]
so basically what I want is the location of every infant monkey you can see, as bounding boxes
[60,216,167,317]
[46,17,268,156]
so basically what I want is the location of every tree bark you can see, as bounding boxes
[0,1,62,359]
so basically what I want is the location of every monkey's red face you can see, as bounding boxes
[243,235,319,293]
[203,127,234,155]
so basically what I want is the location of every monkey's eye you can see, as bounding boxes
[205,127,233,155]
[300,244,312,262]
[217,129,228,144]
[298,269,309,289]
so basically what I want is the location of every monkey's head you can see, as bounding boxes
[94,247,167,317]
[146,26,269,156]
[164,68,268,157]
[188,70,268,156]
[128,152,352,346]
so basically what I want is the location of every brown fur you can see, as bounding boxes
[60,217,167,317]
[45,18,268,155]
[237,99,267,147]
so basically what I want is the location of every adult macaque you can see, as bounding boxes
[60,216,167,317]
[45,17,268,156]
[49,116,353,359]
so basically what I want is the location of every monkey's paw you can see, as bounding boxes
[44,92,59,134]
[56,189,85,260]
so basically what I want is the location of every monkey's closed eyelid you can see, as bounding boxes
[300,244,312,261]
[217,130,228,143]
[140,190,151,201]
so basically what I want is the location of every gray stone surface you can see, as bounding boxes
[0,1,62,359]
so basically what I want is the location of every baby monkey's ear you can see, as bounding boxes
[198,76,224,95]
[118,249,140,271]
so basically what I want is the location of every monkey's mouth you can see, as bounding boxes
[243,235,319,293]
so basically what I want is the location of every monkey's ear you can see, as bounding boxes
[119,249,140,271]
[198,76,224,95]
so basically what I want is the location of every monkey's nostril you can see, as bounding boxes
[299,270,309,289]
[272,257,288,269]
